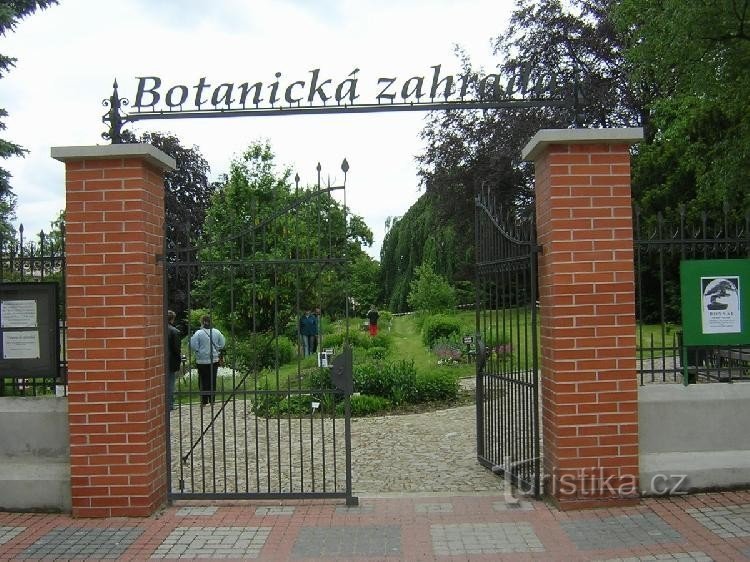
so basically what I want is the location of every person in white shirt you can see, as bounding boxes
[189,314,225,406]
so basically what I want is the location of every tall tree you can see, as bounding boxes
[122,130,214,318]
[0,0,59,243]
[614,0,750,221]
[195,141,372,333]
[397,0,640,312]
[379,193,468,312]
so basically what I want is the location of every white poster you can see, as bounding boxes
[1,299,38,328]
[2,331,40,359]
[701,276,741,334]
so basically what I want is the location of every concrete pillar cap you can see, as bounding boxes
[521,128,644,162]
[51,144,176,171]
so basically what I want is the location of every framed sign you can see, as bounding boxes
[0,282,59,378]
[680,259,750,346]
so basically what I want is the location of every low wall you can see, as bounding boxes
[0,397,71,512]
[639,383,750,495]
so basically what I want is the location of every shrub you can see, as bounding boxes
[366,346,388,362]
[378,310,393,328]
[251,381,282,417]
[322,329,368,351]
[319,328,392,353]
[307,366,334,392]
[336,394,391,416]
[415,371,459,402]
[233,333,295,371]
[370,332,392,350]
[353,359,417,405]
[422,314,461,348]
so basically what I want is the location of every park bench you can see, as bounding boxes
[683,345,750,383]
[714,346,750,380]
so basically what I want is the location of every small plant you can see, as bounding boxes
[432,338,463,366]
[336,394,391,416]
[366,346,388,361]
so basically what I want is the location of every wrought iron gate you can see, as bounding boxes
[165,168,356,505]
[474,189,541,498]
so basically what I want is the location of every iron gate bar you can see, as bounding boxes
[166,170,356,505]
[127,98,573,121]
[474,189,541,498]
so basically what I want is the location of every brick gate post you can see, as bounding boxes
[521,129,644,509]
[52,145,176,517]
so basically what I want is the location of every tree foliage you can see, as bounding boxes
[379,193,468,312]
[123,130,215,318]
[194,141,373,333]
[614,0,750,221]
[0,1,59,241]
[407,262,457,314]
[380,0,750,315]
[383,0,641,312]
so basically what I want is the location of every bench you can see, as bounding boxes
[681,345,750,383]
[714,346,750,380]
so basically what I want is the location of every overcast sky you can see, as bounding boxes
[0,0,515,258]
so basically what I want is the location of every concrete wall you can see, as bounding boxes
[0,397,71,512]
[639,383,750,495]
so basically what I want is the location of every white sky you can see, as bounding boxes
[0,0,515,258]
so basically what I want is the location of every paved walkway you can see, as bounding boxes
[0,491,748,560]
[2,391,749,560]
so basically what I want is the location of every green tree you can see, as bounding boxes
[0,0,59,243]
[407,262,456,314]
[195,141,372,333]
[405,0,645,313]
[614,0,750,221]
[379,193,468,312]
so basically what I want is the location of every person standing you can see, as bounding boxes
[190,314,225,406]
[166,310,182,411]
[299,309,317,357]
[367,305,379,337]
[311,307,322,354]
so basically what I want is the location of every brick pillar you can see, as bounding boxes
[521,129,644,510]
[52,145,176,517]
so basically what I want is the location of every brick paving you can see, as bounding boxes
[0,491,748,560]
[2,388,749,560]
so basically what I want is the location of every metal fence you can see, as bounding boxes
[0,223,66,396]
[634,206,750,385]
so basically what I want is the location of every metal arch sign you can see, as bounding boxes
[106,64,571,130]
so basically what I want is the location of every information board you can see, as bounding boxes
[680,259,750,346]
[0,282,59,378]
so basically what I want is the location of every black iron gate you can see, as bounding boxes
[165,166,357,505]
[474,189,541,498]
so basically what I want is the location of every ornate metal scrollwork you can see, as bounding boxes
[101,79,130,144]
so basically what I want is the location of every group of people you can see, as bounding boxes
[165,304,381,410]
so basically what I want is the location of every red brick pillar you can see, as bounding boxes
[522,129,643,509]
[52,145,175,517]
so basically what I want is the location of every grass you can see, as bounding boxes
[389,314,474,381]
[637,322,681,359]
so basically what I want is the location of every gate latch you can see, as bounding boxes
[330,345,353,394]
